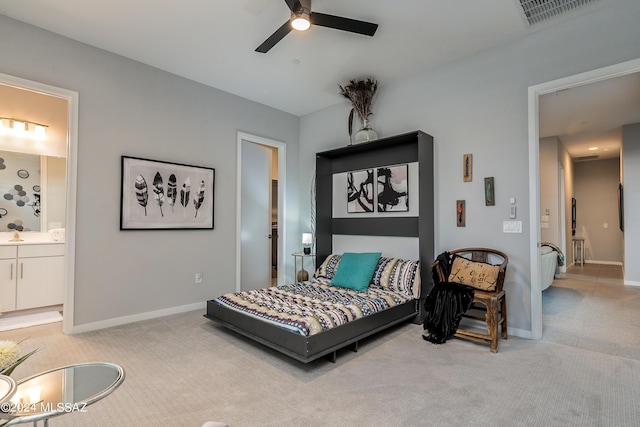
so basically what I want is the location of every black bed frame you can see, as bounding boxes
[205,130,434,363]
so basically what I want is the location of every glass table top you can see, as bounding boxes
[0,362,124,426]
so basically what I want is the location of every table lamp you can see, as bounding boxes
[302,233,313,255]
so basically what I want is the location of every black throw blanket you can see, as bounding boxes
[422,252,475,344]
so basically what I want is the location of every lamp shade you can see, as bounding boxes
[302,233,313,245]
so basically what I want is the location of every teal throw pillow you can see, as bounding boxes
[330,252,382,293]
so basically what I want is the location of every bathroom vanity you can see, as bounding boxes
[0,234,64,312]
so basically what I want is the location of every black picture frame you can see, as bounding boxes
[120,156,215,230]
[377,164,409,212]
[571,197,576,236]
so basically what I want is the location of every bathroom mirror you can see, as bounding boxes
[0,150,66,232]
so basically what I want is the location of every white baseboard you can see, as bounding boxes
[508,326,533,339]
[70,301,206,334]
[624,280,640,287]
[460,318,533,340]
[585,260,623,266]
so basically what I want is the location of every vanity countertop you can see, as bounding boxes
[0,232,64,245]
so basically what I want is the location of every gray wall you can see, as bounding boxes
[574,158,623,263]
[623,123,640,283]
[299,0,640,334]
[539,137,560,245]
[0,15,300,327]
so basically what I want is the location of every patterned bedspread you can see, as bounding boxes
[213,278,415,336]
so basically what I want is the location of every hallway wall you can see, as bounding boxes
[574,158,623,263]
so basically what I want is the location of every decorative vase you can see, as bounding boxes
[354,119,378,144]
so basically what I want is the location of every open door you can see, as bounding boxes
[240,139,273,291]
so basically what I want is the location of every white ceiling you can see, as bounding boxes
[1,0,636,159]
[540,72,640,160]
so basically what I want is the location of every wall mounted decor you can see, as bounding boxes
[618,183,624,232]
[347,169,374,213]
[120,156,214,230]
[457,200,465,227]
[571,197,576,236]
[463,154,472,182]
[377,164,408,212]
[484,177,495,206]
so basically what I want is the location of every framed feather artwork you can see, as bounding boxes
[120,156,215,230]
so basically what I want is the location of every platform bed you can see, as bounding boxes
[205,254,425,363]
[205,297,419,363]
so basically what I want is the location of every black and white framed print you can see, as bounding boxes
[377,164,408,212]
[120,156,215,230]
[347,168,374,213]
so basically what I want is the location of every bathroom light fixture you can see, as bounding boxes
[0,117,48,141]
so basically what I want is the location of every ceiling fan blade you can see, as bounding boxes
[284,0,302,12]
[255,21,293,53]
[310,12,378,36]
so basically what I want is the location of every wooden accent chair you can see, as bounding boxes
[433,248,509,353]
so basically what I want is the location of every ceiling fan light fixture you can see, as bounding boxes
[291,10,311,31]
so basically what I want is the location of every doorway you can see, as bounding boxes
[0,72,78,334]
[529,58,640,339]
[236,132,286,292]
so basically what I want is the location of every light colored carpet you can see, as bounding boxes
[2,305,640,426]
[0,311,62,332]
[543,263,640,360]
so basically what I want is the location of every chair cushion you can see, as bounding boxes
[448,255,500,292]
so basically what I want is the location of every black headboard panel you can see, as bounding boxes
[315,130,434,300]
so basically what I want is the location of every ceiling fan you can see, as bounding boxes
[256,0,378,53]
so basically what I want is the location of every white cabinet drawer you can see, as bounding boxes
[18,244,65,258]
[0,245,17,259]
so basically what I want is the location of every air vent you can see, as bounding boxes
[574,155,599,162]
[516,0,600,26]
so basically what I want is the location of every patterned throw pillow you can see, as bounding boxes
[371,257,399,287]
[389,259,421,298]
[448,255,500,292]
[314,254,342,280]
[372,257,420,298]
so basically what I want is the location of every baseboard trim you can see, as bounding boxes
[509,326,533,339]
[585,260,623,266]
[459,318,533,340]
[624,280,640,287]
[70,302,206,334]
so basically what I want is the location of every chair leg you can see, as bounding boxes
[500,294,508,339]
[487,297,499,353]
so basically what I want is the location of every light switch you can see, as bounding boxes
[509,206,516,219]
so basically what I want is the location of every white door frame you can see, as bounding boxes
[528,57,640,339]
[0,72,78,335]
[236,132,286,292]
